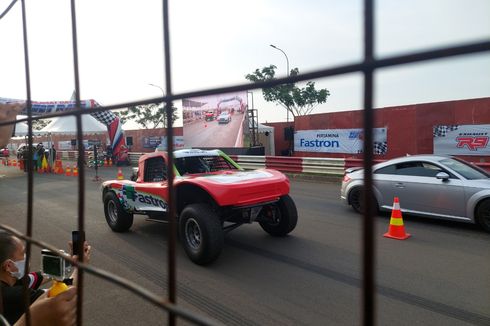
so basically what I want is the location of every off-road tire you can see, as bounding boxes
[104,191,134,232]
[179,204,224,265]
[259,195,298,236]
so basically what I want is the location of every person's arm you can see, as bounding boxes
[67,241,91,287]
[13,287,77,326]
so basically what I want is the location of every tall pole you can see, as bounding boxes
[149,83,165,96]
[148,83,166,128]
[270,44,290,123]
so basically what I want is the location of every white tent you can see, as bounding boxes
[40,114,107,134]
[13,122,29,136]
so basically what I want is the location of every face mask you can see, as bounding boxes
[9,257,26,280]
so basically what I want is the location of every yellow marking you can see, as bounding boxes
[390,218,404,226]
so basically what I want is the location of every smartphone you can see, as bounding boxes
[72,230,86,256]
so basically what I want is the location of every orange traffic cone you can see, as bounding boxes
[57,160,64,174]
[12,159,17,167]
[108,159,112,167]
[117,167,124,180]
[384,197,411,240]
[104,159,108,167]
[73,165,79,177]
[65,165,72,176]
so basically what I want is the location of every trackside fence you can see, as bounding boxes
[54,151,490,175]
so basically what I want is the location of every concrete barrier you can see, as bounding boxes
[57,151,490,176]
[302,157,345,176]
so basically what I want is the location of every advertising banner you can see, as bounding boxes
[433,124,490,155]
[58,141,72,150]
[182,92,247,148]
[143,136,185,150]
[294,128,388,154]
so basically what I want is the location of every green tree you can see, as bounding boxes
[114,103,178,129]
[245,65,330,118]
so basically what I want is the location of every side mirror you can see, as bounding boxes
[436,172,450,181]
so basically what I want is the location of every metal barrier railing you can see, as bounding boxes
[0,0,489,325]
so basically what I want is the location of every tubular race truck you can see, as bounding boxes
[101,149,298,265]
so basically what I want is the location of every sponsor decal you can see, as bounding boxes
[116,185,168,212]
[299,139,340,148]
[455,136,489,151]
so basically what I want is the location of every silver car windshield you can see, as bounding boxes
[440,158,490,180]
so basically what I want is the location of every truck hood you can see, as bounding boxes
[176,168,290,206]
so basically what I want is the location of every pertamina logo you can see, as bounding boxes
[455,136,489,151]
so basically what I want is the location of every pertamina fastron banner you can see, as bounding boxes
[433,124,490,155]
[294,128,388,154]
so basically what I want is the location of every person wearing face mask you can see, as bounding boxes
[0,230,91,325]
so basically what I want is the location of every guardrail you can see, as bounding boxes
[230,155,345,176]
[56,151,490,175]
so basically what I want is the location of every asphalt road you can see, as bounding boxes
[0,165,489,325]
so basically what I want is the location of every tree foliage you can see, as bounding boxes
[245,65,330,117]
[114,103,178,129]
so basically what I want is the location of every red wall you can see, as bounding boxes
[268,97,490,163]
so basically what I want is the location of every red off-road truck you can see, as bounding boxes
[101,149,298,265]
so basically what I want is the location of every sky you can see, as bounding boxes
[0,0,489,128]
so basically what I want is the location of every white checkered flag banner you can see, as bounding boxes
[90,110,117,126]
[433,125,459,137]
[373,141,388,155]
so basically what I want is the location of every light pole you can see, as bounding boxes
[148,83,166,128]
[269,44,290,123]
[148,83,165,97]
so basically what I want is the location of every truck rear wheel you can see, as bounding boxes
[104,191,133,232]
[259,195,298,236]
[179,204,223,265]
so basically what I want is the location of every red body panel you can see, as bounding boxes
[103,151,290,209]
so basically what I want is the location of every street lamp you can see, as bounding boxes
[269,44,290,123]
[148,83,165,97]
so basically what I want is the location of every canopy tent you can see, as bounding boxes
[40,114,107,134]
[13,121,29,136]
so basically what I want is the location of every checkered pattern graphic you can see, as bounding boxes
[373,141,388,155]
[90,110,116,125]
[433,125,459,137]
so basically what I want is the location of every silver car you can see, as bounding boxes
[217,112,231,124]
[340,154,490,232]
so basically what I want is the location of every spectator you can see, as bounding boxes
[32,144,40,171]
[0,230,91,325]
[49,144,57,169]
[36,144,45,170]
[0,103,25,148]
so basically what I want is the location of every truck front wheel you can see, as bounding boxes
[259,195,298,236]
[179,204,224,265]
[104,191,134,232]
